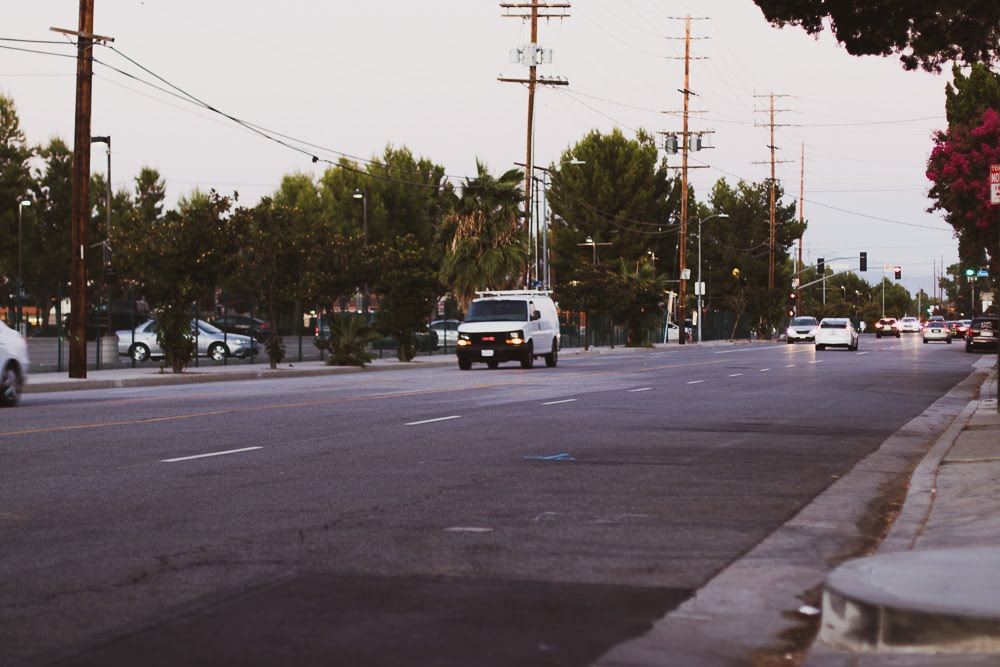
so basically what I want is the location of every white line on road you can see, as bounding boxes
[759,368,771,372]
[785,364,796,368]
[687,380,705,385]
[161,446,262,463]
[857,351,870,356]
[728,373,743,377]
[809,360,824,364]
[628,387,653,393]
[444,526,494,533]
[405,415,462,426]
[542,399,577,405]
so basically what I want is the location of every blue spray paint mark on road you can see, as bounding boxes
[523,453,575,462]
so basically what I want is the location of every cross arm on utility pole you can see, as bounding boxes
[50,26,114,42]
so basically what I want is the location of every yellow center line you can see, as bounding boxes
[0,380,529,439]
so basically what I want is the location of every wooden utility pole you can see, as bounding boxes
[797,142,805,303]
[500,1,569,286]
[678,16,692,342]
[53,6,114,379]
[753,93,792,292]
[69,0,95,379]
[659,15,710,344]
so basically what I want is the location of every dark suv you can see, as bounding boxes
[875,317,900,339]
[965,317,999,352]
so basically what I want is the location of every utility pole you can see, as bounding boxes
[53,3,113,379]
[659,15,711,345]
[500,1,569,285]
[797,143,805,307]
[753,93,792,291]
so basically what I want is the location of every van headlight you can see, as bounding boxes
[506,331,524,345]
[457,333,471,346]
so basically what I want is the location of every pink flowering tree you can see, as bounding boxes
[926,107,1000,271]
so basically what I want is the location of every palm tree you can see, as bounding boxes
[439,162,526,311]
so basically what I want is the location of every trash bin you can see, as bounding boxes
[99,335,120,369]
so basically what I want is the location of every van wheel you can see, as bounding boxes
[544,342,558,368]
[520,343,534,369]
[458,357,472,371]
[486,359,499,369]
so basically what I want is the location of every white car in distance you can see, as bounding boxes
[922,321,951,344]
[0,320,29,407]
[897,316,921,334]
[786,316,819,344]
[815,318,860,351]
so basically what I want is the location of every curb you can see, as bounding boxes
[816,364,1000,656]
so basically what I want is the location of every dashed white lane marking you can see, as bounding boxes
[542,399,577,405]
[161,446,262,463]
[405,415,462,426]
[444,526,493,533]
[785,364,796,367]
[857,351,870,355]
[759,368,771,372]
[809,360,824,364]
[628,387,653,393]
[728,373,743,377]
[687,380,705,385]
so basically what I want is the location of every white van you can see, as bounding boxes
[456,291,560,370]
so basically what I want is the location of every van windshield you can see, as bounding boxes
[465,300,528,323]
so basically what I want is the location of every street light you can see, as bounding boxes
[16,198,31,334]
[696,213,730,343]
[578,236,610,264]
[353,188,368,313]
[91,136,112,369]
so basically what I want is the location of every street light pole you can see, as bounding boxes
[16,199,31,335]
[91,135,111,369]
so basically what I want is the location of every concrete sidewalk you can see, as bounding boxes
[23,340,762,395]
[809,357,1000,665]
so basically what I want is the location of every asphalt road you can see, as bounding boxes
[0,335,980,666]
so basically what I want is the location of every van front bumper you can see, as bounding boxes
[456,346,528,363]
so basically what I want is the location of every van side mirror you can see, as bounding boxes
[531,311,541,321]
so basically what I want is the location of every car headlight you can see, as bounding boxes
[506,331,524,345]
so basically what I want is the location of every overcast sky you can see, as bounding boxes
[3,1,960,294]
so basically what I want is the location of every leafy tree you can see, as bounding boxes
[0,94,34,314]
[926,108,1000,272]
[439,162,526,310]
[133,167,166,225]
[614,257,668,346]
[945,64,1000,127]
[304,233,371,313]
[547,128,682,283]
[112,191,235,372]
[554,262,624,350]
[752,0,1000,71]
[372,234,440,362]
[701,179,804,334]
[25,138,73,326]
[230,199,310,368]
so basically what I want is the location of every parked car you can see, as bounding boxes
[922,321,951,344]
[209,314,270,342]
[965,317,999,353]
[429,319,460,348]
[815,318,859,351]
[785,316,818,344]
[313,315,438,352]
[949,320,971,338]
[874,317,900,338]
[0,320,29,407]
[456,291,560,370]
[897,316,921,334]
[116,319,258,362]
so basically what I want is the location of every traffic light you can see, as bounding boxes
[788,292,797,317]
[860,252,867,272]
[894,266,902,280]
[817,257,825,275]
[965,268,975,277]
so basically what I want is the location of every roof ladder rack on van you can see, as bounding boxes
[474,290,552,298]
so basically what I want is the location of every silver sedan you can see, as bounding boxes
[116,319,258,363]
